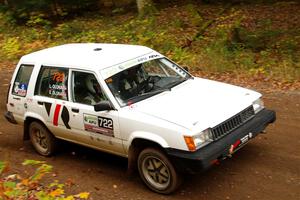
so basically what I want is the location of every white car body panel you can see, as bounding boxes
[132,77,261,132]
[118,108,188,151]
[19,43,155,72]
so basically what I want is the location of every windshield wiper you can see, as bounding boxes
[127,88,170,103]
[166,76,191,89]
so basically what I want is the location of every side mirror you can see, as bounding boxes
[94,101,114,112]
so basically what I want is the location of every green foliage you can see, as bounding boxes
[194,8,300,81]
[26,14,52,28]
[172,18,185,29]
[1,37,22,60]
[2,0,99,26]
[22,160,45,166]
[3,0,52,24]
[235,28,282,52]
[0,2,299,81]
[0,161,8,174]
[137,0,157,18]
[53,23,83,39]
[0,160,90,199]
[169,47,195,65]
[184,4,203,26]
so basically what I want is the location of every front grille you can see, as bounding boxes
[211,106,255,140]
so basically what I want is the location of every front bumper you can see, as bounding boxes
[165,108,276,173]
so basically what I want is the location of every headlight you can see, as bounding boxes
[184,129,213,152]
[253,98,264,114]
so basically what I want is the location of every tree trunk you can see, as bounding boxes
[136,0,156,17]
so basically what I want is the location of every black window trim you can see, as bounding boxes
[11,64,34,98]
[34,65,69,101]
[71,69,111,106]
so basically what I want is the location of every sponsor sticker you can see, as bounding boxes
[13,82,28,97]
[229,132,253,155]
[100,53,163,79]
[48,71,68,99]
[83,114,114,137]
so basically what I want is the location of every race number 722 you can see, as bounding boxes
[98,117,113,130]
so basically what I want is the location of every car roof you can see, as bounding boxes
[19,43,154,70]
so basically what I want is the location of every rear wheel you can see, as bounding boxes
[137,148,181,194]
[29,121,57,156]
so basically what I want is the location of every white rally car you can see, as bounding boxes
[5,43,276,194]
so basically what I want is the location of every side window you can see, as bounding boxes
[35,66,68,100]
[12,65,34,97]
[72,71,106,105]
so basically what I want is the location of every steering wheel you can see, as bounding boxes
[138,75,161,93]
[148,75,161,84]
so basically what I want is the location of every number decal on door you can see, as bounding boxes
[83,114,114,137]
[98,117,113,129]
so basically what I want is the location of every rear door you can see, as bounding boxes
[32,66,73,139]
[8,64,34,123]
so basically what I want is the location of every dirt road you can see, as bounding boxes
[0,67,299,200]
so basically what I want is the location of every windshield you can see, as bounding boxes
[105,58,192,107]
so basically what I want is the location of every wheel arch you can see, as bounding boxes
[127,133,169,173]
[23,113,46,140]
[128,132,169,149]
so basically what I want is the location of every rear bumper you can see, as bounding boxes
[165,108,276,173]
[4,111,18,124]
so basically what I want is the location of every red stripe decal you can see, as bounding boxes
[53,104,62,126]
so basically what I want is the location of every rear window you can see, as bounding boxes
[12,65,34,97]
[35,66,68,100]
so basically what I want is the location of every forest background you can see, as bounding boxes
[0,0,299,90]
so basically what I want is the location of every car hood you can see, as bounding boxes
[132,77,261,132]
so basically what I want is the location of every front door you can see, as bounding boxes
[65,70,124,156]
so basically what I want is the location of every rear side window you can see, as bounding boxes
[35,66,68,100]
[12,65,34,97]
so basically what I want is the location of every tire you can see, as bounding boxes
[29,121,57,156]
[137,148,181,194]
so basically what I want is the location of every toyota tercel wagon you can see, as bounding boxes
[5,43,276,194]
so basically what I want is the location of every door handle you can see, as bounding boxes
[13,97,21,100]
[71,108,79,113]
[37,101,44,105]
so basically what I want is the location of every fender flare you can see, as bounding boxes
[128,131,169,149]
[23,112,47,140]
[24,112,46,124]
[126,131,170,173]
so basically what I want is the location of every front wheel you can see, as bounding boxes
[29,121,57,156]
[137,148,181,194]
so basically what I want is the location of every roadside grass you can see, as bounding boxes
[0,2,299,82]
